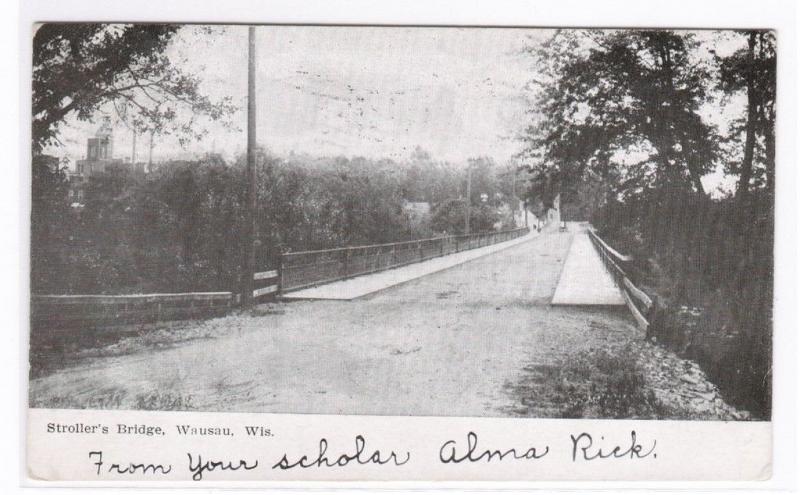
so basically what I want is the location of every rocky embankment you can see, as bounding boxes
[635,341,750,420]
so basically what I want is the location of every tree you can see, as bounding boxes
[32,23,236,153]
[717,30,776,201]
[465,157,502,206]
[30,155,73,293]
[520,30,717,204]
[431,198,499,235]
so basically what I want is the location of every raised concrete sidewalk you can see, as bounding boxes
[550,226,625,306]
[281,230,538,300]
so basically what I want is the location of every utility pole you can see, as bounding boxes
[512,169,517,204]
[464,165,472,235]
[148,130,154,172]
[241,26,257,308]
[131,129,137,163]
[524,200,529,228]
[511,168,518,224]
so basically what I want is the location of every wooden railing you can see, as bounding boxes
[279,227,530,292]
[31,292,236,331]
[587,226,653,331]
[252,269,279,301]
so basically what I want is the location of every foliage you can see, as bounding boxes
[32,23,236,152]
[30,155,74,292]
[520,30,718,207]
[31,150,519,295]
[430,199,501,235]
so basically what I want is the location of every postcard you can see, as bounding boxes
[22,7,791,486]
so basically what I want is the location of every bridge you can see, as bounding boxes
[279,223,625,306]
[29,221,742,419]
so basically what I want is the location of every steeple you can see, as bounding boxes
[87,116,114,160]
[95,115,113,139]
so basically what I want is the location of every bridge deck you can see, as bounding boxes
[550,227,625,306]
[281,230,538,300]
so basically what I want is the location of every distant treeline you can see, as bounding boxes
[31,150,519,295]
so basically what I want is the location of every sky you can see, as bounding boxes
[51,25,550,167]
[47,26,745,195]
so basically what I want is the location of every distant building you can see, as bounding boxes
[402,201,431,222]
[402,201,432,232]
[75,117,126,176]
[547,193,561,225]
[68,118,146,205]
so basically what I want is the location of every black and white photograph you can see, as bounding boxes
[28,23,776,425]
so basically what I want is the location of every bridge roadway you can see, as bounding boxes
[30,225,650,417]
[282,229,538,300]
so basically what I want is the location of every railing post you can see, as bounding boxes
[343,249,350,278]
[277,255,284,295]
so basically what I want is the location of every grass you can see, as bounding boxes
[505,344,689,420]
[554,346,678,419]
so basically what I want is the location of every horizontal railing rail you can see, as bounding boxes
[587,226,633,264]
[252,269,279,300]
[587,226,653,331]
[280,227,529,292]
[33,292,233,304]
[31,291,235,330]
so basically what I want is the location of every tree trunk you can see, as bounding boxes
[679,135,708,199]
[657,43,708,200]
[764,117,775,194]
[735,33,759,205]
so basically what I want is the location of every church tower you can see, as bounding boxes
[86,116,114,161]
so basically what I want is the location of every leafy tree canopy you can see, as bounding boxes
[520,30,719,207]
[33,23,236,153]
[716,31,776,198]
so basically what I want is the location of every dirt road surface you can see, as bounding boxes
[29,229,745,419]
